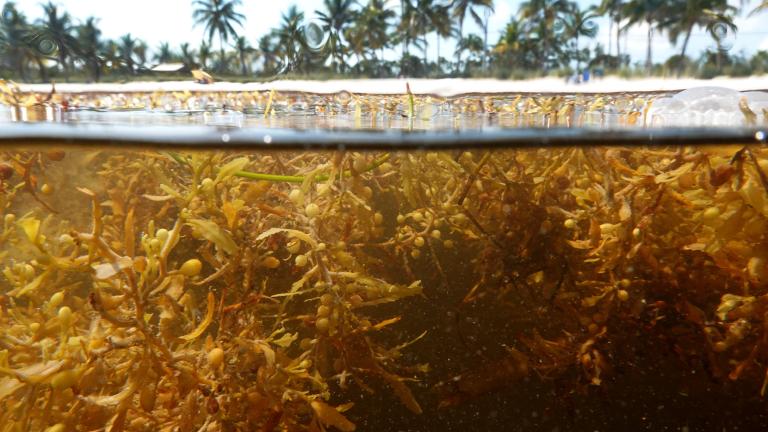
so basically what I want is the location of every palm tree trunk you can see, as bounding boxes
[482,21,489,72]
[645,21,653,73]
[575,35,581,73]
[607,19,613,56]
[35,58,47,82]
[59,53,69,83]
[402,38,411,76]
[241,53,247,76]
[677,25,693,77]
[716,42,723,71]
[379,48,385,77]
[423,34,428,73]
[401,38,406,76]
[615,19,621,58]
[355,53,360,74]
[436,34,440,75]
[219,34,225,73]
[93,60,101,82]
[455,21,464,74]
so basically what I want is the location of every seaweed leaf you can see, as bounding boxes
[216,157,250,184]
[311,400,356,432]
[188,219,238,255]
[83,374,143,407]
[179,291,215,341]
[8,270,50,297]
[256,227,318,249]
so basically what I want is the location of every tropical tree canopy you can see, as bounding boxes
[192,0,245,71]
[0,0,764,81]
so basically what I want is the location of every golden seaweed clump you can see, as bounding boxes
[0,149,426,431]
[1,142,768,430]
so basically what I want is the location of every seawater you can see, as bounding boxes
[1,95,768,431]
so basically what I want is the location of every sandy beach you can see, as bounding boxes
[16,76,768,96]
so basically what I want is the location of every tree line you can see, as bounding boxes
[1,0,767,83]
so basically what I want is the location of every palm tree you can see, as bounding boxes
[38,2,78,81]
[316,0,356,73]
[257,34,277,74]
[430,3,455,73]
[472,3,494,70]
[233,36,255,76]
[101,39,121,74]
[154,42,176,64]
[134,40,148,71]
[564,4,599,73]
[410,0,454,74]
[411,0,437,68]
[198,40,212,69]
[118,34,137,74]
[663,0,735,75]
[274,5,305,72]
[344,0,395,76]
[76,17,102,82]
[451,0,493,72]
[353,0,395,62]
[621,0,667,72]
[0,2,38,80]
[455,34,484,66]
[751,1,768,16]
[179,42,197,69]
[192,0,245,72]
[704,9,737,71]
[518,0,573,71]
[598,0,623,57]
[343,23,366,72]
[494,17,530,70]
[396,0,425,75]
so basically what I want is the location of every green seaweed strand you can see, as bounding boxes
[168,152,390,184]
[406,82,414,119]
[234,171,305,183]
[235,153,391,183]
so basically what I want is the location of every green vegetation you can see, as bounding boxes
[0,0,767,83]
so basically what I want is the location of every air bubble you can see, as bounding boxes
[37,38,57,55]
[303,20,329,52]
[708,22,735,51]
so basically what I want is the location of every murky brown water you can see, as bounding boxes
[2,90,768,431]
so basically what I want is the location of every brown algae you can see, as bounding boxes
[1,143,768,430]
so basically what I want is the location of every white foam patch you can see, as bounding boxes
[648,87,768,127]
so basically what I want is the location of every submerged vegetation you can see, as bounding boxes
[1,0,768,83]
[1,89,768,430]
[1,79,768,430]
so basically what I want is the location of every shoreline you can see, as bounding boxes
[14,76,768,97]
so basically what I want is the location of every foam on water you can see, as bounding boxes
[649,86,767,127]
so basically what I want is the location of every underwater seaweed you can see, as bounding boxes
[1,87,768,431]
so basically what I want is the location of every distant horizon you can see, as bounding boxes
[11,0,768,69]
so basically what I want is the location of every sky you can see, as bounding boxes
[13,0,768,69]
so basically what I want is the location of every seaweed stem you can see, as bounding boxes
[406,82,414,120]
[234,153,390,184]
